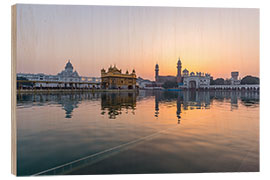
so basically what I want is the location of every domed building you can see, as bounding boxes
[57,60,80,80]
[101,65,137,89]
[17,60,101,89]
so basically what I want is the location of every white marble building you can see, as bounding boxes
[230,72,241,85]
[17,60,101,88]
[181,69,211,89]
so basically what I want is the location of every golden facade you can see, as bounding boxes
[101,65,137,89]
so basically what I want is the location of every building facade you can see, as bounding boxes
[155,57,182,84]
[154,57,210,89]
[137,77,162,90]
[101,65,137,89]
[182,70,211,89]
[230,72,241,85]
[17,60,101,89]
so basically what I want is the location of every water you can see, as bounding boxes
[16,90,259,176]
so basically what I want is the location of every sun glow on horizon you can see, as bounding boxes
[16,5,259,80]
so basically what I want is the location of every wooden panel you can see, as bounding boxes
[11,4,17,176]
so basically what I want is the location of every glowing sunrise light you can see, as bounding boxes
[16,5,259,80]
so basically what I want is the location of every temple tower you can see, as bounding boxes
[155,64,159,82]
[177,57,182,83]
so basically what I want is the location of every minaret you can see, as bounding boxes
[177,57,182,83]
[155,64,159,82]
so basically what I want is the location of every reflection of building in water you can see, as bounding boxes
[155,94,159,117]
[182,91,210,110]
[154,91,211,123]
[152,90,259,124]
[16,93,102,118]
[209,90,259,110]
[176,94,182,124]
[230,91,238,110]
[58,95,79,118]
[17,91,259,122]
[154,91,184,123]
[101,92,137,119]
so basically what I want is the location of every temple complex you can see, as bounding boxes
[154,57,211,89]
[155,57,182,85]
[17,60,101,89]
[101,65,137,89]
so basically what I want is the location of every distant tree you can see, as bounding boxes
[210,77,215,85]
[241,76,259,85]
[162,81,178,89]
[214,78,225,85]
[224,79,231,85]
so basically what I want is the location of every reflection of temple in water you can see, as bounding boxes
[101,92,137,119]
[182,91,210,110]
[154,91,184,124]
[58,95,79,118]
[17,90,259,122]
[176,94,182,124]
[17,93,101,118]
[154,91,210,124]
[153,90,259,124]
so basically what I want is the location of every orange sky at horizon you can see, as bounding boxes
[16,5,259,80]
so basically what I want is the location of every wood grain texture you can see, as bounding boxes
[11,4,17,176]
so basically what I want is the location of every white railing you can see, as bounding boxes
[179,84,259,90]
[208,84,259,89]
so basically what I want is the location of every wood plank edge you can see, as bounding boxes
[11,4,17,176]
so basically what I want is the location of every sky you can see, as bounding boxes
[16,4,259,80]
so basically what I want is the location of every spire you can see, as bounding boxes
[177,57,181,64]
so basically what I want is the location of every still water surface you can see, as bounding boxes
[17,90,259,176]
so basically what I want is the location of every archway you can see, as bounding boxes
[188,81,196,89]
